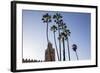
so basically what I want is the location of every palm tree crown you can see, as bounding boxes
[72,44,77,52]
[53,13,62,21]
[42,13,51,23]
[50,25,57,32]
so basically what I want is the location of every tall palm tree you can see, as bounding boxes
[53,13,63,61]
[72,44,79,60]
[64,26,71,61]
[51,25,59,61]
[60,22,69,61]
[42,13,52,61]
[60,32,66,61]
[42,13,51,43]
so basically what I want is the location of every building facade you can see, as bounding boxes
[45,42,55,61]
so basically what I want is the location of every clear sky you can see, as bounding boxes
[22,10,91,61]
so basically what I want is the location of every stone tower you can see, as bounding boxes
[45,42,55,61]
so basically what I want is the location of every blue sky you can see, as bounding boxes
[22,10,91,61]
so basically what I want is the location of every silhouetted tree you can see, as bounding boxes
[59,21,71,61]
[51,25,59,61]
[53,13,63,61]
[64,28,71,61]
[42,13,53,61]
[60,32,66,61]
[42,13,51,43]
[72,44,79,60]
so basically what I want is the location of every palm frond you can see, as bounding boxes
[72,44,77,51]
[50,25,57,32]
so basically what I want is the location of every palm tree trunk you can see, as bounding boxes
[58,24,62,61]
[54,32,59,61]
[66,38,71,61]
[46,22,49,43]
[75,51,79,60]
[59,35,61,61]
[62,37,65,61]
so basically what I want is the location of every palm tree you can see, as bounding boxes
[72,44,79,60]
[53,13,63,61]
[42,13,51,43]
[42,13,52,61]
[60,32,66,61]
[64,26,71,61]
[51,25,59,61]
